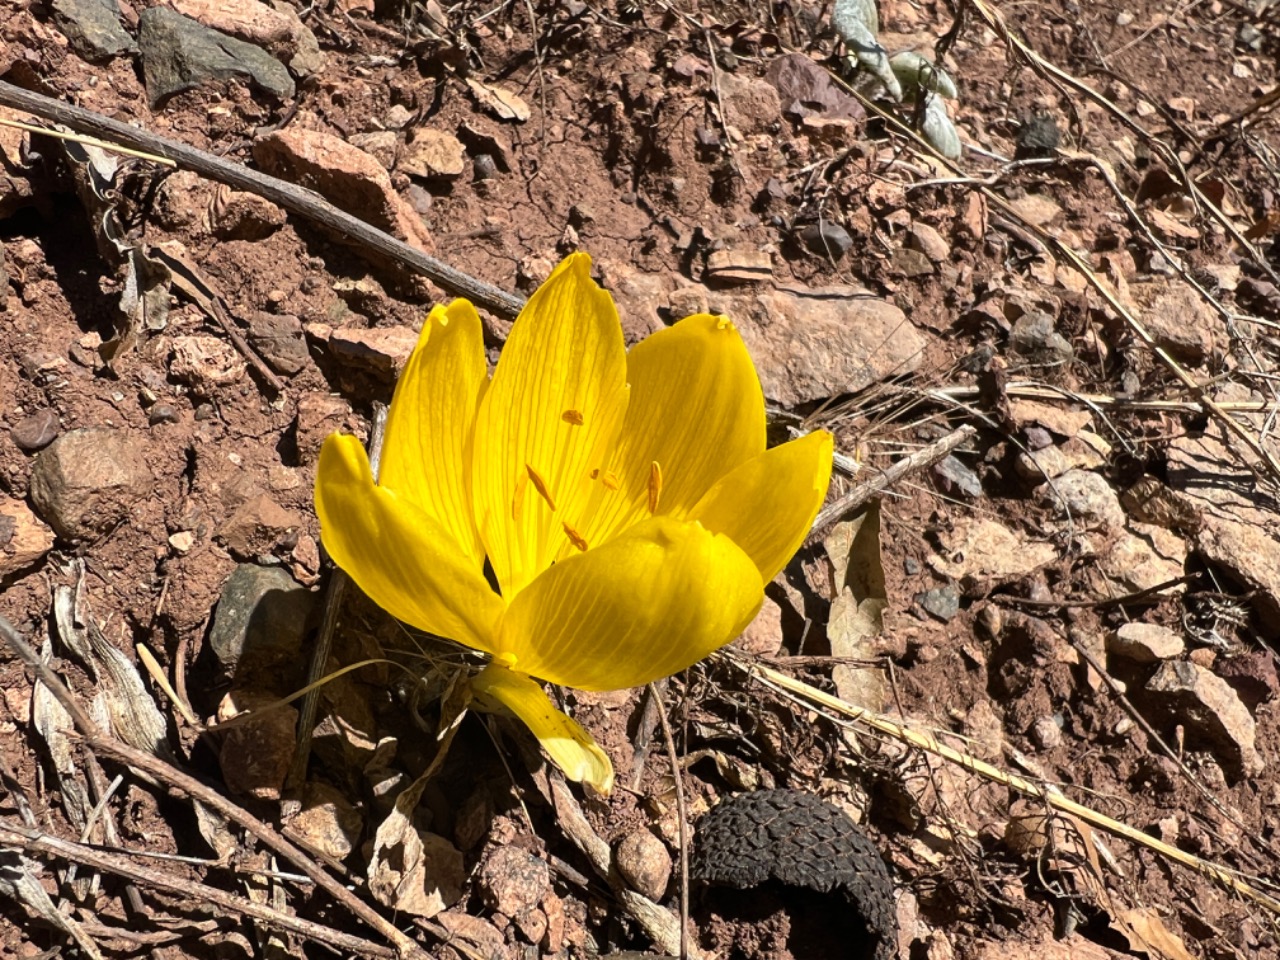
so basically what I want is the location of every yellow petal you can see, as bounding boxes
[690,431,834,582]
[378,299,488,567]
[470,663,614,793]
[576,314,765,551]
[315,434,505,652]
[495,516,763,691]
[471,253,629,596]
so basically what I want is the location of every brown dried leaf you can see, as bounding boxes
[825,504,887,715]
[466,78,530,122]
[1114,908,1197,960]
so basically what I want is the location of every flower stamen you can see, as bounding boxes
[562,521,589,552]
[562,409,584,425]
[648,461,663,514]
[526,464,557,511]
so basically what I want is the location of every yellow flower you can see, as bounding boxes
[315,254,832,793]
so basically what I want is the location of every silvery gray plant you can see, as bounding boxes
[832,0,962,158]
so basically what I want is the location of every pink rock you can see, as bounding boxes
[253,129,435,254]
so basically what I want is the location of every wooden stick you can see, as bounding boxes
[0,615,430,960]
[1,822,396,958]
[0,81,526,319]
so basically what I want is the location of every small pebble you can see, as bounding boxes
[919,585,960,622]
[149,403,181,425]
[11,409,60,452]
[615,830,672,901]
[473,154,497,181]
[194,403,216,422]
[799,221,854,259]
[1031,715,1063,749]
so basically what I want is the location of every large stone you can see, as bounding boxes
[1145,660,1262,778]
[247,313,308,375]
[1034,469,1124,531]
[208,564,315,682]
[216,493,303,558]
[29,429,153,540]
[709,284,926,406]
[0,498,55,578]
[327,326,419,377]
[50,0,136,62]
[168,0,297,45]
[138,8,295,108]
[1108,623,1185,664]
[253,128,433,253]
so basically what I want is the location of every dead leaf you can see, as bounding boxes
[825,504,887,717]
[466,78,530,122]
[1244,209,1280,241]
[1116,908,1197,960]
[367,675,469,917]
[1146,206,1200,240]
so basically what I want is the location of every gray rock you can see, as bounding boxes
[1108,622,1185,664]
[10,409,60,452]
[1035,469,1124,531]
[208,564,315,681]
[149,403,181,426]
[29,429,153,539]
[50,0,136,62]
[1009,311,1073,366]
[919,585,960,622]
[714,285,927,406]
[1146,660,1262,778]
[933,455,982,498]
[800,222,853,259]
[138,7,295,109]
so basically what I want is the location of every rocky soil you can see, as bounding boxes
[3,0,1280,958]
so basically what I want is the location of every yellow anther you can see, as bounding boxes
[511,472,528,522]
[526,464,557,512]
[600,470,620,491]
[715,315,734,331]
[494,651,518,668]
[648,461,663,514]
[562,521,589,552]
[562,409,584,426]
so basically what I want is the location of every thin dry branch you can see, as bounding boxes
[0,615,431,960]
[808,424,977,540]
[0,821,396,959]
[723,652,1280,915]
[0,81,525,319]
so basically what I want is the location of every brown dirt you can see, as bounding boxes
[3,0,1280,958]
